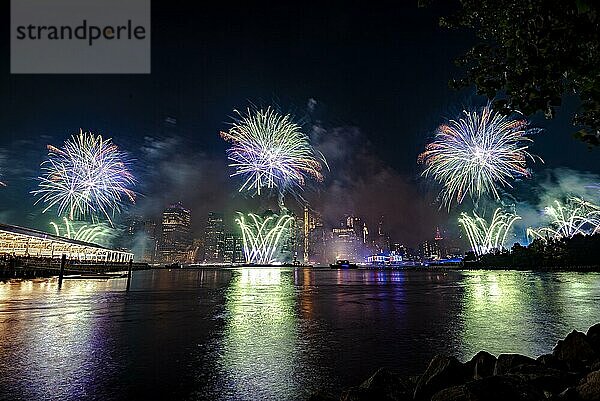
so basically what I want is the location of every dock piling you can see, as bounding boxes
[126,259,133,291]
[58,254,66,289]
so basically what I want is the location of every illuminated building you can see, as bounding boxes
[366,252,403,266]
[287,213,304,264]
[0,223,132,262]
[391,242,406,255]
[346,215,368,244]
[331,224,359,262]
[303,207,309,263]
[123,217,158,263]
[371,216,390,254]
[419,239,440,260]
[224,231,244,264]
[190,238,204,263]
[204,212,225,263]
[307,211,327,265]
[141,220,158,263]
[434,227,446,259]
[159,202,192,263]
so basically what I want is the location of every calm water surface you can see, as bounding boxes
[0,268,599,400]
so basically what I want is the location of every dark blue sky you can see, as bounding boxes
[0,1,597,244]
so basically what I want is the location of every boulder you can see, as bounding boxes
[340,368,413,401]
[308,390,338,401]
[575,370,600,401]
[414,355,466,400]
[340,387,373,401]
[507,363,578,394]
[537,353,568,371]
[494,354,537,376]
[431,385,469,401]
[556,387,579,401]
[465,351,497,380]
[588,324,600,355]
[553,330,596,370]
[431,376,545,401]
[357,367,413,401]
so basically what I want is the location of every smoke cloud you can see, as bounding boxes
[307,124,444,246]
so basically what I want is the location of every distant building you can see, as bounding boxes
[159,202,192,263]
[308,211,327,265]
[366,251,403,266]
[287,213,304,264]
[371,216,390,254]
[141,220,158,263]
[303,207,310,263]
[434,227,446,259]
[190,238,204,263]
[223,230,244,264]
[204,212,225,263]
[419,239,441,261]
[347,216,368,244]
[391,242,406,256]
[331,224,359,262]
[123,217,157,263]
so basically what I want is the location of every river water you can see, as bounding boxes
[0,268,599,401]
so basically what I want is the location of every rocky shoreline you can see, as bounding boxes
[311,323,600,401]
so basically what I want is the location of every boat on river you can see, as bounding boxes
[329,260,357,269]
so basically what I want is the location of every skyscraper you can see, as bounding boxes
[204,212,225,263]
[331,217,361,262]
[308,210,327,265]
[303,207,309,264]
[122,217,157,263]
[141,220,158,263]
[223,230,244,264]
[159,202,192,263]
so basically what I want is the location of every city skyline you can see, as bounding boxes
[128,201,464,265]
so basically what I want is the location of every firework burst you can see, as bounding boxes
[220,107,325,204]
[32,130,135,224]
[459,208,521,256]
[236,211,294,264]
[50,217,112,245]
[419,105,541,209]
[527,197,600,242]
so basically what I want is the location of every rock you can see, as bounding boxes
[340,387,372,401]
[341,368,413,401]
[414,355,466,400]
[507,363,578,394]
[307,390,338,401]
[408,375,421,386]
[553,330,597,370]
[575,370,600,401]
[556,387,579,401]
[494,353,537,376]
[431,385,469,401]
[466,351,497,380]
[355,367,413,401]
[537,353,568,371]
[431,376,545,401]
[588,324,600,355]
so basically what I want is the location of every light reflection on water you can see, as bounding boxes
[216,268,303,400]
[458,271,600,357]
[0,269,599,401]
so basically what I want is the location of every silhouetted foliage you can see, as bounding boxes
[466,233,600,268]
[436,0,600,146]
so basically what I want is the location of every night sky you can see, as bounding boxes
[0,1,598,246]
